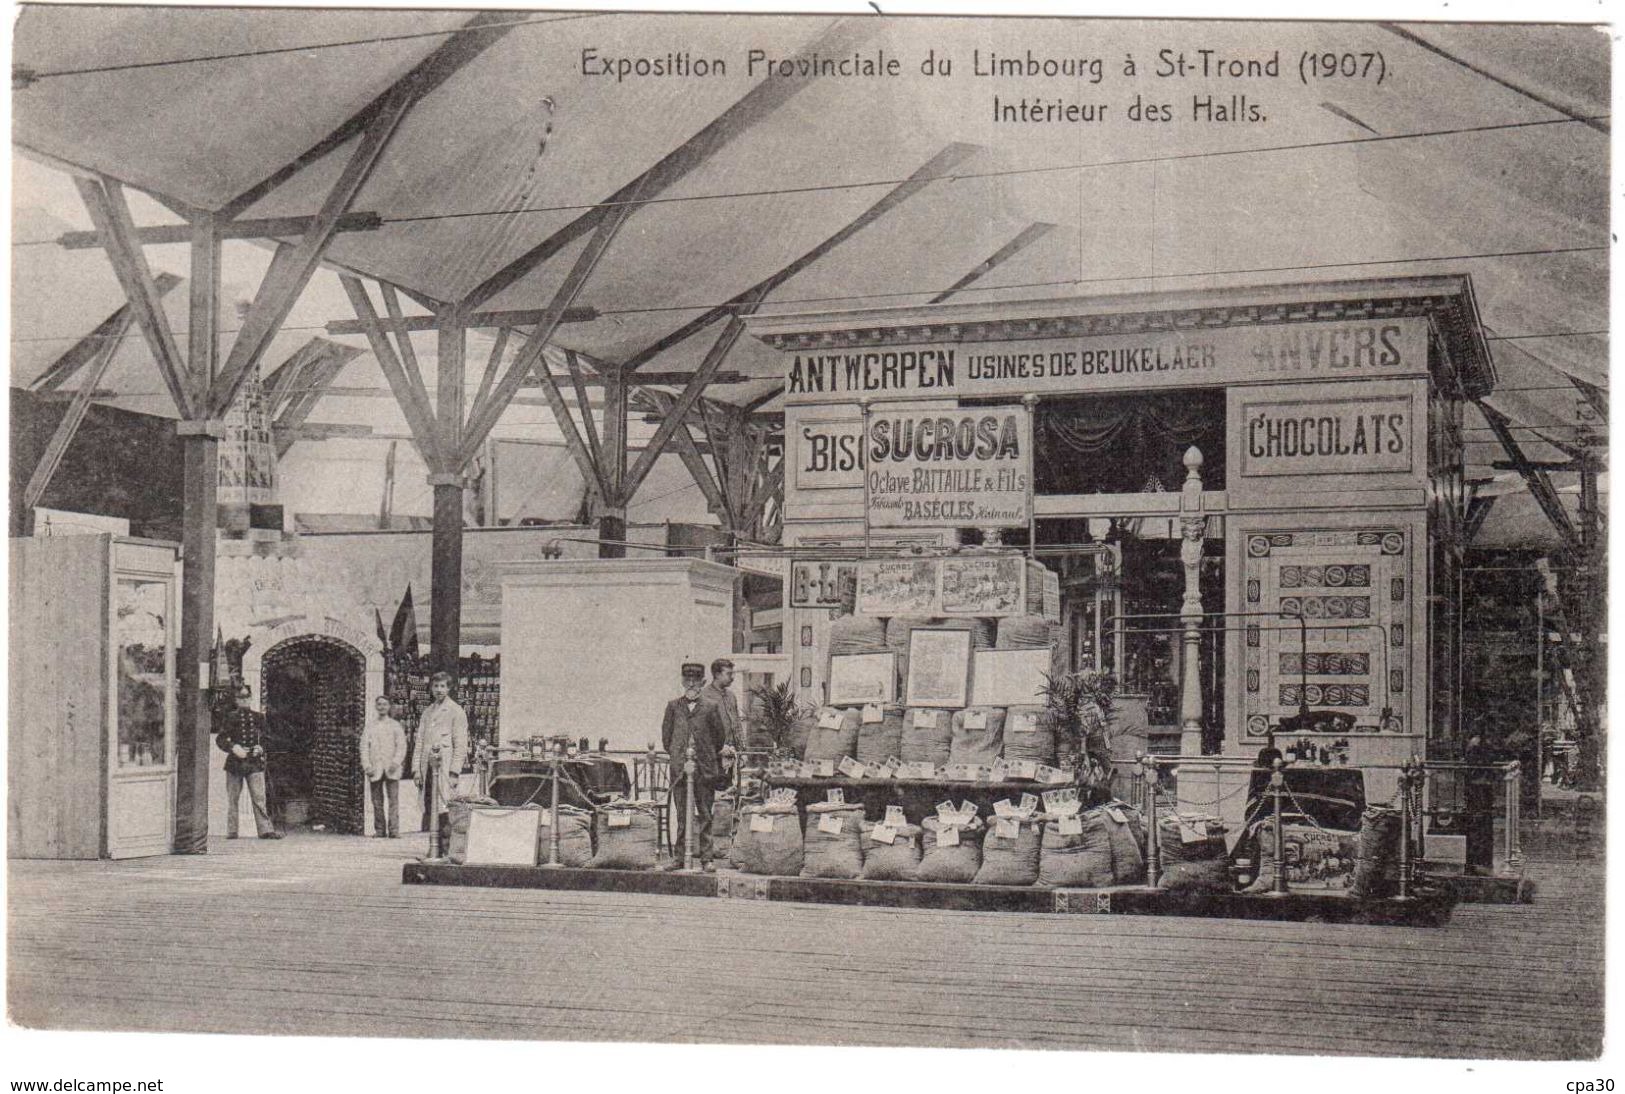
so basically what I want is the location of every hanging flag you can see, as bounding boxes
[375,607,389,652]
[389,586,420,660]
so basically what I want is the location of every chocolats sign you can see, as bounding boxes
[781,317,1427,405]
[1240,395,1413,476]
[866,407,1031,529]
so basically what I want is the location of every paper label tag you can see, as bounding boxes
[1011,712,1037,733]
[937,825,960,847]
[1012,760,1038,780]
[815,760,837,778]
[861,704,884,724]
[885,805,908,828]
[749,814,775,833]
[608,813,632,829]
[990,758,1011,780]
[1177,816,1206,844]
[959,800,978,818]
[538,811,552,827]
[826,788,845,804]
[993,799,1016,818]
[913,710,939,730]
[879,757,902,778]
[936,800,958,820]
[870,825,897,845]
[964,709,988,730]
[837,756,865,778]
[1106,806,1128,825]
[817,814,844,835]
[1034,764,1072,785]
[768,787,798,806]
[994,818,1020,840]
[1059,816,1084,836]
[818,709,843,730]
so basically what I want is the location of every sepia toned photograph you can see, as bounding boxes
[4,2,1611,1085]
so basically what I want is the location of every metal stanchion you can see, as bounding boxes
[1504,761,1523,871]
[426,753,441,860]
[681,738,698,872]
[1394,757,1417,902]
[541,736,564,869]
[1267,758,1289,897]
[1141,755,1161,888]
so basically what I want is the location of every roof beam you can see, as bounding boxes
[1462,495,1497,544]
[469,327,509,430]
[340,275,444,470]
[928,221,1058,304]
[1570,376,1608,423]
[219,12,518,219]
[460,178,648,466]
[462,16,876,312]
[72,176,197,417]
[264,339,332,416]
[21,310,130,512]
[740,386,781,414]
[379,282,433,418]
[622,142,978,372]
[28,273,183,393]
[324,305,596,335]
[273,343,367,456]
[57,212,382,250]
[621,317,746,499]
[564,350,602,468]
[526,350,609,501]
[1478,401,1581,552]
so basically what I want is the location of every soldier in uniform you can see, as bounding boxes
[217,682,282,840]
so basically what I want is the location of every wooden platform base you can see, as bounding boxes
[403,862,1455,926]
[1430,871,1536,905]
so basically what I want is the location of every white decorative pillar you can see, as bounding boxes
[1178,446,1206,757]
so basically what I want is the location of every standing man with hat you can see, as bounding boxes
[217,682,282,840]
[662,662,729,871]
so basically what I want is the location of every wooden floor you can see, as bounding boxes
[7,819,1603,1059]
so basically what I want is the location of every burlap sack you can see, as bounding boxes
[588,804,660,870]
[736,805,804,877]
[1101,803,1147,884]
[1037,810,1115,888]
[803,707,861,763]
[829,614,888,658]
[1002,706,1058,766]
[801,802,866,879]
[710,796,736,862]
[996,614,1056,651]
[974,816,1044,886]
[1350,806,1403,899]
[1154,811,1230,891]
[917,817,984,883]
[445,795,498,864]
[859,821,923,881]
[855,705,906,767]
[537,805,595,867]
[949,707,1006,767]
[788,710,817,759]
[900,709,953,767]
[1158,857,1233,892]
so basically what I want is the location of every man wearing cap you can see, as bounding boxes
[662,662,728,870]
[217,682,281,840]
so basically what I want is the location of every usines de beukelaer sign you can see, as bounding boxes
[781,317,1427,405]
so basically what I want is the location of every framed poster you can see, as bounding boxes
[856,558,939,616]
[828,652,897,706]
[790,560,857,609]
[939,555,1025,616]
[905,629,972,708]
[971,648,1053,708]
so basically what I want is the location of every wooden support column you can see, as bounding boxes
[174,215,222,854]
[430,312,467,674]
[597,366,629,558]
[1178,446,1207,758]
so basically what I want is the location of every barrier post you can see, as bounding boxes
[1142,755,1161,888]
[543,737,563,868]
[1504,761,1523,871]
[1395,758,1417,901]
[683,737,698,871]
[1267,758,1289,897]
[426,752,441,860]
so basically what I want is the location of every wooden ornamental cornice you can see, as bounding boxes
[746,274,1496,399]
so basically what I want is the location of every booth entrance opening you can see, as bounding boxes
[262,635,366,834]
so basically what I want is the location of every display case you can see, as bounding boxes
[9,534,179,859]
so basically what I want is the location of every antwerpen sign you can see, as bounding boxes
[866,407,1032,529]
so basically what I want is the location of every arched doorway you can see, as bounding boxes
[261,635,367,834]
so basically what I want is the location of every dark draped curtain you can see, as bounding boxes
[1035,391,1225,495]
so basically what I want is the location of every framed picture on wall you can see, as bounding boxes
[828,652,897,706]
[970,648,1052,708]
[905,629,972,708]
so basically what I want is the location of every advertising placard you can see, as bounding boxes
[865,406,1032,530]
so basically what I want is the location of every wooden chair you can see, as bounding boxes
[633,750,673,856]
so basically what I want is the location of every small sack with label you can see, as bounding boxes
[859,821,923,881]
[803,706,861,764]
[949,707,1006,767]
[537,804,595,867]
[1349,805,1403,899]
[736,804,804,877]
[709,795,736,862]
[974,815,1044,886]
[901,708,953,767]
[445,794,499,864]
[788,709,818,760]
[1100,802,1147,884]
[588,802,660,870]
[855,705,906,766]
[801,802,866,879]
[1037,809,1115,888]
[1001,705,1057,766]
[995,614,1056,651]
[917,816,985,883]
[1155,811,1231,891]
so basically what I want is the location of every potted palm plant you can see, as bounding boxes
[1039,670,1119,792]
[748,680,813,759]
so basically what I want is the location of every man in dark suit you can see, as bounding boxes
[217,682,282,840]
[662,662,729,871]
